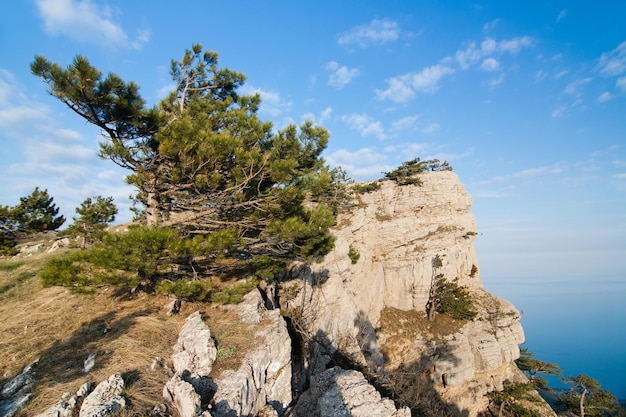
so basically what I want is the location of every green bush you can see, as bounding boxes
[348,245,360,264]
[353,182,381,194]
[432,275,477,320]
[211,278,258,304]
[156,279,212,301]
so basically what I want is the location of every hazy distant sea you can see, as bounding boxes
[483,275,626,400]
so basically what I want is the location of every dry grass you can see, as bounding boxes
[0,252,182,415]
[378,307,467,366]
[0,246,264,416]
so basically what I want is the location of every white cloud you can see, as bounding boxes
[552,105,567,118]
[481,58,500,72]
[498,36,533,54]
[596,92,612,103]
[614,173,626,179]
[485,73,505,89]
[319,107,333,124]
[564,77,593,96]
[483,19,500,32]
[376,64,454,103]
[555,70,569,79]
[481,38,497,55]
[327,147,382,167]
[391,115,420,131]
[338,18,400,48]
[35,0,149,49]
[240,85,292,117]
[341,113,387,139]
[456,42,482,69]
[421,123,440,135]
[326,61,359,89]
[535,70,548,82]
[455,36,531,70]
[375,76,415,103]
[597,41,626,77]
[556,9,567,22]
[513,165,564,178]
[617,77,626,92]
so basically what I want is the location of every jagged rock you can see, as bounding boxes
[0,361,37,417]
[34,382,94,417]
[233,290,264,324]
[292,367,410,417]
[172,311,217,377]
[79,373,125,417]
[83,352,97,373]
[18,243,44,255]
[165,298,182,316]
[163,373,202,417]
[210,308,292,417]
[47,237,70,253]
[282,172,535,416]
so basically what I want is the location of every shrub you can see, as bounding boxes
[211,278,258,304]
[353,182,381,194]
[156,279,212,301]
[348,245,360,264]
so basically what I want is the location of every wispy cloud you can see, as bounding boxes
[551,105,567,118]
[376,64,454,103]
[564,77,593,96]
[596,92,612,103]
[616,77,626,92]
[35,0,150,49]
[338,18,400,48]
[481,58,500,72]
[240,85,292,117]
[326,61,359,89]
[597,41,626,77]
[455,36,532,70]
[556,9,567,22]
[391,114,420,131]
[421,123,440,135]
[483,19,500,32]
[513,165,564,178]
[0,69,137,221]
[340,113,387,139]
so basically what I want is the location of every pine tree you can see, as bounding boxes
[10,187,65,232]
[67,196,118,248]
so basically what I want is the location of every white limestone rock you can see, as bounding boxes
[211,309,292,417]
[292,367,410,417]
[163,373,202,417]
[78,374,125,417]
[172,311,217,377]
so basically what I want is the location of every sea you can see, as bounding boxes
[482,275,626,401]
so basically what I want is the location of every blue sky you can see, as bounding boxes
[1,0,625,396]
[1,1,625,306]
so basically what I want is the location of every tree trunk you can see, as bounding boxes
[580,387,587,417]
[145,190,160,226]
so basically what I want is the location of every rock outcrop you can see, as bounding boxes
[163,291,293,417]
[282,172,532,416]
[292,367,410,417]
[78,373,126,417]
[0,361,36,417]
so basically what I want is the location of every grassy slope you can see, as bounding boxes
[0,245,255,416]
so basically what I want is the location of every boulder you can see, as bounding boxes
[0,361,37,417]
[172,311,217,377]
[292,367,410,417]
[78,373,125,417]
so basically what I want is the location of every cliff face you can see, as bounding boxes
[283,171,531,416]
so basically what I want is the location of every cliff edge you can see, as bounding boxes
[282,171,547,416]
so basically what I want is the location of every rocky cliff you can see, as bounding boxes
[280,171,541,416]
[1,171,555,417]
